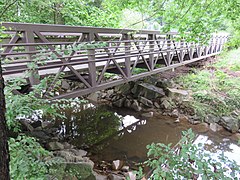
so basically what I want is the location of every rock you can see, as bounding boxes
[141,112,154,118]
[82,157,95,168]
[205,114,220,124]
[131,100,142,112]
[47,141,65,151]
[171,109,179,118]
[196,123,209,133]
[93,172,108,180]
[112,160,124,171]
[107,89,114,98]
[138,96,153,107]
[209,123,223,132]
[231,109,240,117]
[220,116,239,133]
[47,157,66,179]
[70,149,87,157]
[138,83,165,99]
[55,150,79,162]
[124,99,132,108]
[42,121,54,129]
[31,130,51,140]
[63,142,74,149]
[61,80,70,90]
[101,93,108,99]
[31,120,42,128]
[154,102,160,108]
[113,98,125,108]
[121,166,130,172]
[107,174,125,180]
[179,114,189,122]
[131,84,140,97]
[167,88,190,102]
[116,83,131,95]
[19,120,34,132]
[155,79,173,90]
[231,133,240,142]
[64,162,95,180]
[125,171,136,180]
[161,99,172,110]
[174,118,180,123]
[87,92,100,102]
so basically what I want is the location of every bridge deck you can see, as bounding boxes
[0,22,227,99]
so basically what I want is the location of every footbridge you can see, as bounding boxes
[0,22,227,99]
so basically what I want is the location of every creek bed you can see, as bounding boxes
[55,104,240,174]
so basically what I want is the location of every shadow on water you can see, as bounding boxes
[54,104,121,148]
[55,103,240,167]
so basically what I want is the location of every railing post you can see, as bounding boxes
[179,39,184,62]
[166,34,172,66]
[148,34,154,70]
[23,30,40,85]
[196,37,202,57]
[87,49,97,87]
[218,36,222,52]
[189,41,194,60]
[123,34,131,78]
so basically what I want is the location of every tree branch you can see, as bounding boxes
[0,0,19,18]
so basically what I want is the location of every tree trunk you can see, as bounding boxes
[0,58,10,180]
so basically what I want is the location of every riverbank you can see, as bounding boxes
[95,48,240,136]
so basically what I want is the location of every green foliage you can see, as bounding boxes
[9,135,49,179]
[0,0,120,27]
[142,129,240,179]
[5,77,66,131]
[176,49,240,119]
[132,68,148,75]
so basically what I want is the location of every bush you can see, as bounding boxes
[139,129,240,179]
[9,135,49,179]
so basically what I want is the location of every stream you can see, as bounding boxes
[55,103,240,174]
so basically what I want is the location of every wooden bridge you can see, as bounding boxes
[0,22,227,99]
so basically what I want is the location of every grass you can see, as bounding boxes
[176,48,240,120]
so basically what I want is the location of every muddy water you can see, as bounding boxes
[57,104,240,168]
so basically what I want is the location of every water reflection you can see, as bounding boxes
[55,103,240,171]
[194,135,240,165]
[55,104,121,147]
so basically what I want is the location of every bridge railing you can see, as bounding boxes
[0,22,228,98]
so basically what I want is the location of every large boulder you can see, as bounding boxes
[205,114,220,124]
[138,96,153,107]
[115,83,131,95]
[167,88,191,102]
[47,141,65,151]
[220,116,239,133]
[155,79,173,90]
[138,83,165,99]
[55,149,87,162]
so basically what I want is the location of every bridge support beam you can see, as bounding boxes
[87,49,97,87]
[23,30,40,86]
[148,34,154,70]
[124,34,131,78]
